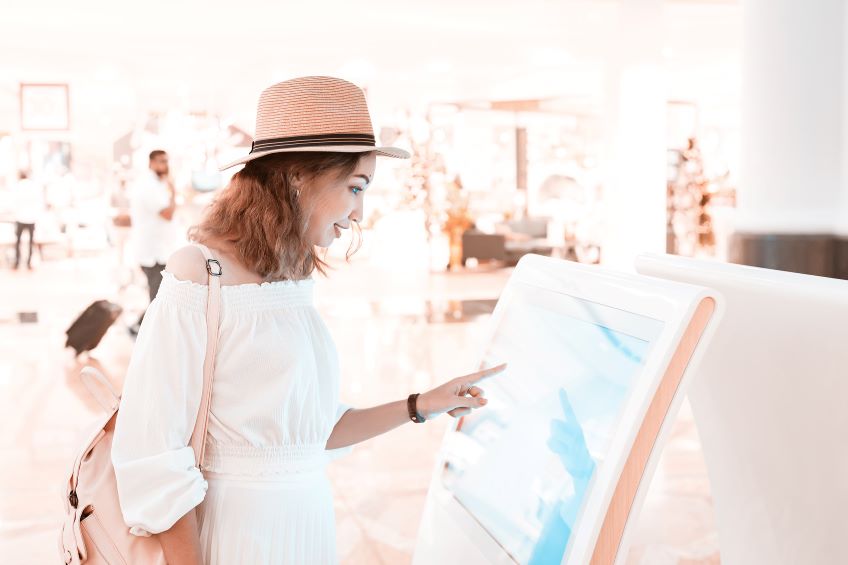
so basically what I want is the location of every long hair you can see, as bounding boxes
[189,151,362,280]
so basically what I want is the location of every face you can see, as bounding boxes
[302,152,376,248]
[149,154,169,176]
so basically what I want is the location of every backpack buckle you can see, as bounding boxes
[206,259,222,277]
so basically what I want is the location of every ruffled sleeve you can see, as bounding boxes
[111,273,209,536]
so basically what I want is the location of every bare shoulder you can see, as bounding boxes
[165,245,208,285]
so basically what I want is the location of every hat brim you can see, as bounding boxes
[219,145,410,171]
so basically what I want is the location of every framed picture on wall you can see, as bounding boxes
[20,83,70,131]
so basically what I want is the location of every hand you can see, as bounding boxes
[417,363,507,420]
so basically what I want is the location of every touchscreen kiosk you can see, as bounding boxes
[414,255,722,565]
[636,253,848,565]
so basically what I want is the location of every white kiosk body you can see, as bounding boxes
[414,255,722,565]
[636,253,848,565]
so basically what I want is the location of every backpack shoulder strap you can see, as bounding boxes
[187,242,222,470]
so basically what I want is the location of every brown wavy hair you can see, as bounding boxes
[189,151,363,281]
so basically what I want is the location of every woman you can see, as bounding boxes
[111,76,505,564]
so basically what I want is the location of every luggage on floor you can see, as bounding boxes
[65,301,123,356]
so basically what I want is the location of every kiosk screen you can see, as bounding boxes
[441,283,664,564]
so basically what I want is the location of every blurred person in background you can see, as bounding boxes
[128,149,177,336]
[12,170,44,271]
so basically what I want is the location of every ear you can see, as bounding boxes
[287,171,304,196]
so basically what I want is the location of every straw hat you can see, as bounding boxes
[220,76,410,170]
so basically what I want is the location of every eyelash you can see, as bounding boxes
[351,187,364,195]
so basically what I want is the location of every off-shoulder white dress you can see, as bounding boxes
[111,272,349,564]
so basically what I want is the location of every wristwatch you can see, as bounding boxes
[407,393,426,423]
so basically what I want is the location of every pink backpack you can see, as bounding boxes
[59,244,222,564]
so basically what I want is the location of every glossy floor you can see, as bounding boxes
[0,250,719,564]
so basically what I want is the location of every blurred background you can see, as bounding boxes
[2,1,845,563]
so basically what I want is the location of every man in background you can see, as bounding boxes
[12,170,44,271]
[128,150,177,336]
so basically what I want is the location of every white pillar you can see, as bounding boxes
[738,0,844,234]
[841,2,848,237]
[601,0,668,270]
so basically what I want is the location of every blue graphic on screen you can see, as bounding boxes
[441,286,660,564]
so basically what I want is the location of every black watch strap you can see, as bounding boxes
[407,393,425,423]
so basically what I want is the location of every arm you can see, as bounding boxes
[326,363,506,450]
[157,510,203,565]
[325,400,409,450]
[153,249,211,564]
[158,178,177,221]
[112,247,210,562]
[159,203,176,221]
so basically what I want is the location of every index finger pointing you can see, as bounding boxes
[462,362,507,385]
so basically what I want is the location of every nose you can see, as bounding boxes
[349,195,364,224]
